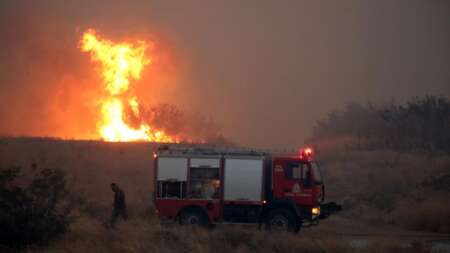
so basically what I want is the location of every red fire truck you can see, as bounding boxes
[154,146,326,232]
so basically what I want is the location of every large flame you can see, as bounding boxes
[80,29,176,142]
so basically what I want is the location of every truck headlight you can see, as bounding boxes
[312,207,320,215]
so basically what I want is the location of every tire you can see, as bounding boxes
[264,209,300,233]
[179,210,209,227]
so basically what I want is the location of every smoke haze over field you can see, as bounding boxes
[0,0,449,148]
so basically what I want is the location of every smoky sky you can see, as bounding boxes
[0,0,449,148]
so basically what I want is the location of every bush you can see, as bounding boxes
[0,166,71,248]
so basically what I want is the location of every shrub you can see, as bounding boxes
[0,166,71,248]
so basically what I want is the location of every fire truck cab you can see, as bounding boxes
[154,146,324,232]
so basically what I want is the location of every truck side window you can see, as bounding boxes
[311,162,323,184]
[284,162,302,180]
[301,163,312,188]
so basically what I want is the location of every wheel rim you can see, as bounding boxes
[270,215,289,230]
[186,215,200,225]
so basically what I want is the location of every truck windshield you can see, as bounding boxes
[311,162,323,184]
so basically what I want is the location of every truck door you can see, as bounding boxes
[273,159,313,204]
[310,161,324,203]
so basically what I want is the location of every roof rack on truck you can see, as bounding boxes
[156,145,268,157]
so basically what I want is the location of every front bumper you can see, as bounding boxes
[319,202,342,219]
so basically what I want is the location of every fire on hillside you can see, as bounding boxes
[80,29,180,143]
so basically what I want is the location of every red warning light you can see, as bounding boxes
[304,148,312,156]
[299,147,313,159]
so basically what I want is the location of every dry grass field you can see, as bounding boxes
[315,141,450,234]
[21,217,438,253]
[0,137,155,218]
[1,137,449,253]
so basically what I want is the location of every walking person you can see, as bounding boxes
[109,183,127,228]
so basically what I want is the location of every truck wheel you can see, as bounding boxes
[265,209,299,233]
[179,210,208,227]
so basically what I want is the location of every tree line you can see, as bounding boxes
[310,95,450,153]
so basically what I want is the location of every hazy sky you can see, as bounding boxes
[0,0,449,148]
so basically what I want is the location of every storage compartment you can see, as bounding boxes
[189,158,220,199]
[156,157,188,199]
[190,158,220,168]
[224,158,264,201]
[157,181,186,199]
[157,157,188,181]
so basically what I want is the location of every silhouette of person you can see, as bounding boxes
[110,183,127,228]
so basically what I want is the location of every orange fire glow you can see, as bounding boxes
[80,29,177,142]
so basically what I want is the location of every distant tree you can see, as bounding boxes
[311,95,450,152]
[140,103,227,143]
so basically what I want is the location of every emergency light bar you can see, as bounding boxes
[299,147,313,159]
